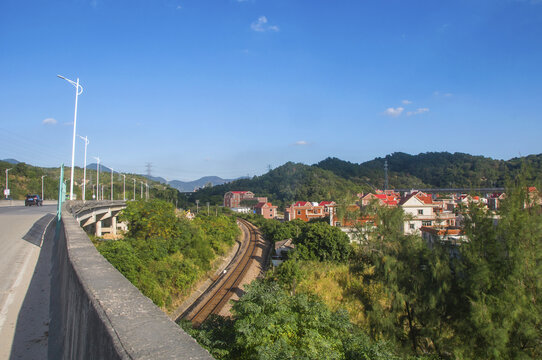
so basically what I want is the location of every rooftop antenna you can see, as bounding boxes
[384,160,389,191]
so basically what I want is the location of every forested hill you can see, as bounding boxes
[190,152,542,208]
[316,152,542,189]
[188,162,365,208]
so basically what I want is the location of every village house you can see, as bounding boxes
[399,191,456,234]
[284,201,324,222]
[254,202,278,219]
[271,238,295,267]
[223,191,267,211]
[284,201,336,222]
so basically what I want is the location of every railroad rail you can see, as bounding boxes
[184,218,259,327]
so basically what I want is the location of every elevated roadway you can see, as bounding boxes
[0,204,56,359]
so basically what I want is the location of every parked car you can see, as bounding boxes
[25,194,43,206]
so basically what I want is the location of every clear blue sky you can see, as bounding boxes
[1,0,541,181]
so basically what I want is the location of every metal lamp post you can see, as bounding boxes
[41,175,46,200]
[140,181,143,199]
[132,178,136,201]
[93,156,100,201]
[5,168,12,199]
[57,75,83,200]
[122,174,126,201]
[78,135,89,201]
[110,167,114,200]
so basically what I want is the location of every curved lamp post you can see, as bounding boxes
[58,75,83,200]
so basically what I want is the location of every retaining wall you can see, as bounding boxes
[48,202,213,359]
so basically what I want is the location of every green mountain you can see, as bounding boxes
[0,160,182,203]
[316,152,542,189]
[187,162,365,209]
[190,152,542,209]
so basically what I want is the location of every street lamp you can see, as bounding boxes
[93,156,100,201]
[41,175,46,200]
[140,181,144,199]
[146,182,149,200]
[110,167,114,200]
[57,74,83,201]
[5,168,12,199]
[122,174,126,201]
[132,178,136,201]
[78,135,89,201]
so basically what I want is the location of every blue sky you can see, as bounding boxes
[1,0,541,181]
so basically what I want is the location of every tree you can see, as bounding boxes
[294,222,351,263]
[452,184,542,359]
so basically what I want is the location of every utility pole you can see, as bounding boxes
[145,162,152,177]
[78,135,89,201]
[384,160,389,191]
[41,175,47,200]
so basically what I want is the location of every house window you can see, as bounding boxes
[418,209,424,215]
[422,221,432,226]
[410,223,415,230]
[297,210,301,215]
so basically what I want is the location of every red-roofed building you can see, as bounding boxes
[224,191,267,209]
[285,201,328,222]
[254,202,278,219]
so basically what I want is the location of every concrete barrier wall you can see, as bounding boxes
[49,202,213,359]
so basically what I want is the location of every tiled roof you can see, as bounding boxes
[319,201,335,206]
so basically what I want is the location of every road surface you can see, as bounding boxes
[0,204,56,360]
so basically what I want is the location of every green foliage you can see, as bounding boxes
[450,182,542,359]
[294,222,352,263]
[0,160,183,202]
[316,152,542,189]
[187,161,366,209]
[186,280,405,360]
[96,200,240,309]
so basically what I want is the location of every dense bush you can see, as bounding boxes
[96,199,240,308]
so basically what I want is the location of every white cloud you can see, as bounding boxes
[251,16,279,32]
[402,99,412,105]
[42,118,57,125]
[407,108,430,116]
[176,5,182,10]
[294,140,308,146]
[434,91,452,97]
[384,107,404,117]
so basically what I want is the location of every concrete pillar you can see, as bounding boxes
[111,216,117,236]
[96,220,102,237]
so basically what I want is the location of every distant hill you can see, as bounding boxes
[168,176,235,192]
[0,160,182,203]
[315,152,542,189]
[1,158,20,164]
[87,163,113,173]
[189,152,542,209]
[188,162,365,208]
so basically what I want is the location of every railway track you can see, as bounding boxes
[183,218,259,327]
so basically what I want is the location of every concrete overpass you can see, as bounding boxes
[2,200,213,359]
[70,200,128,236]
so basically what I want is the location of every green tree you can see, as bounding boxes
[294,222,351,263]
[452,184,542,359]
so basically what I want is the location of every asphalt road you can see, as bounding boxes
[0,204,56,360]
